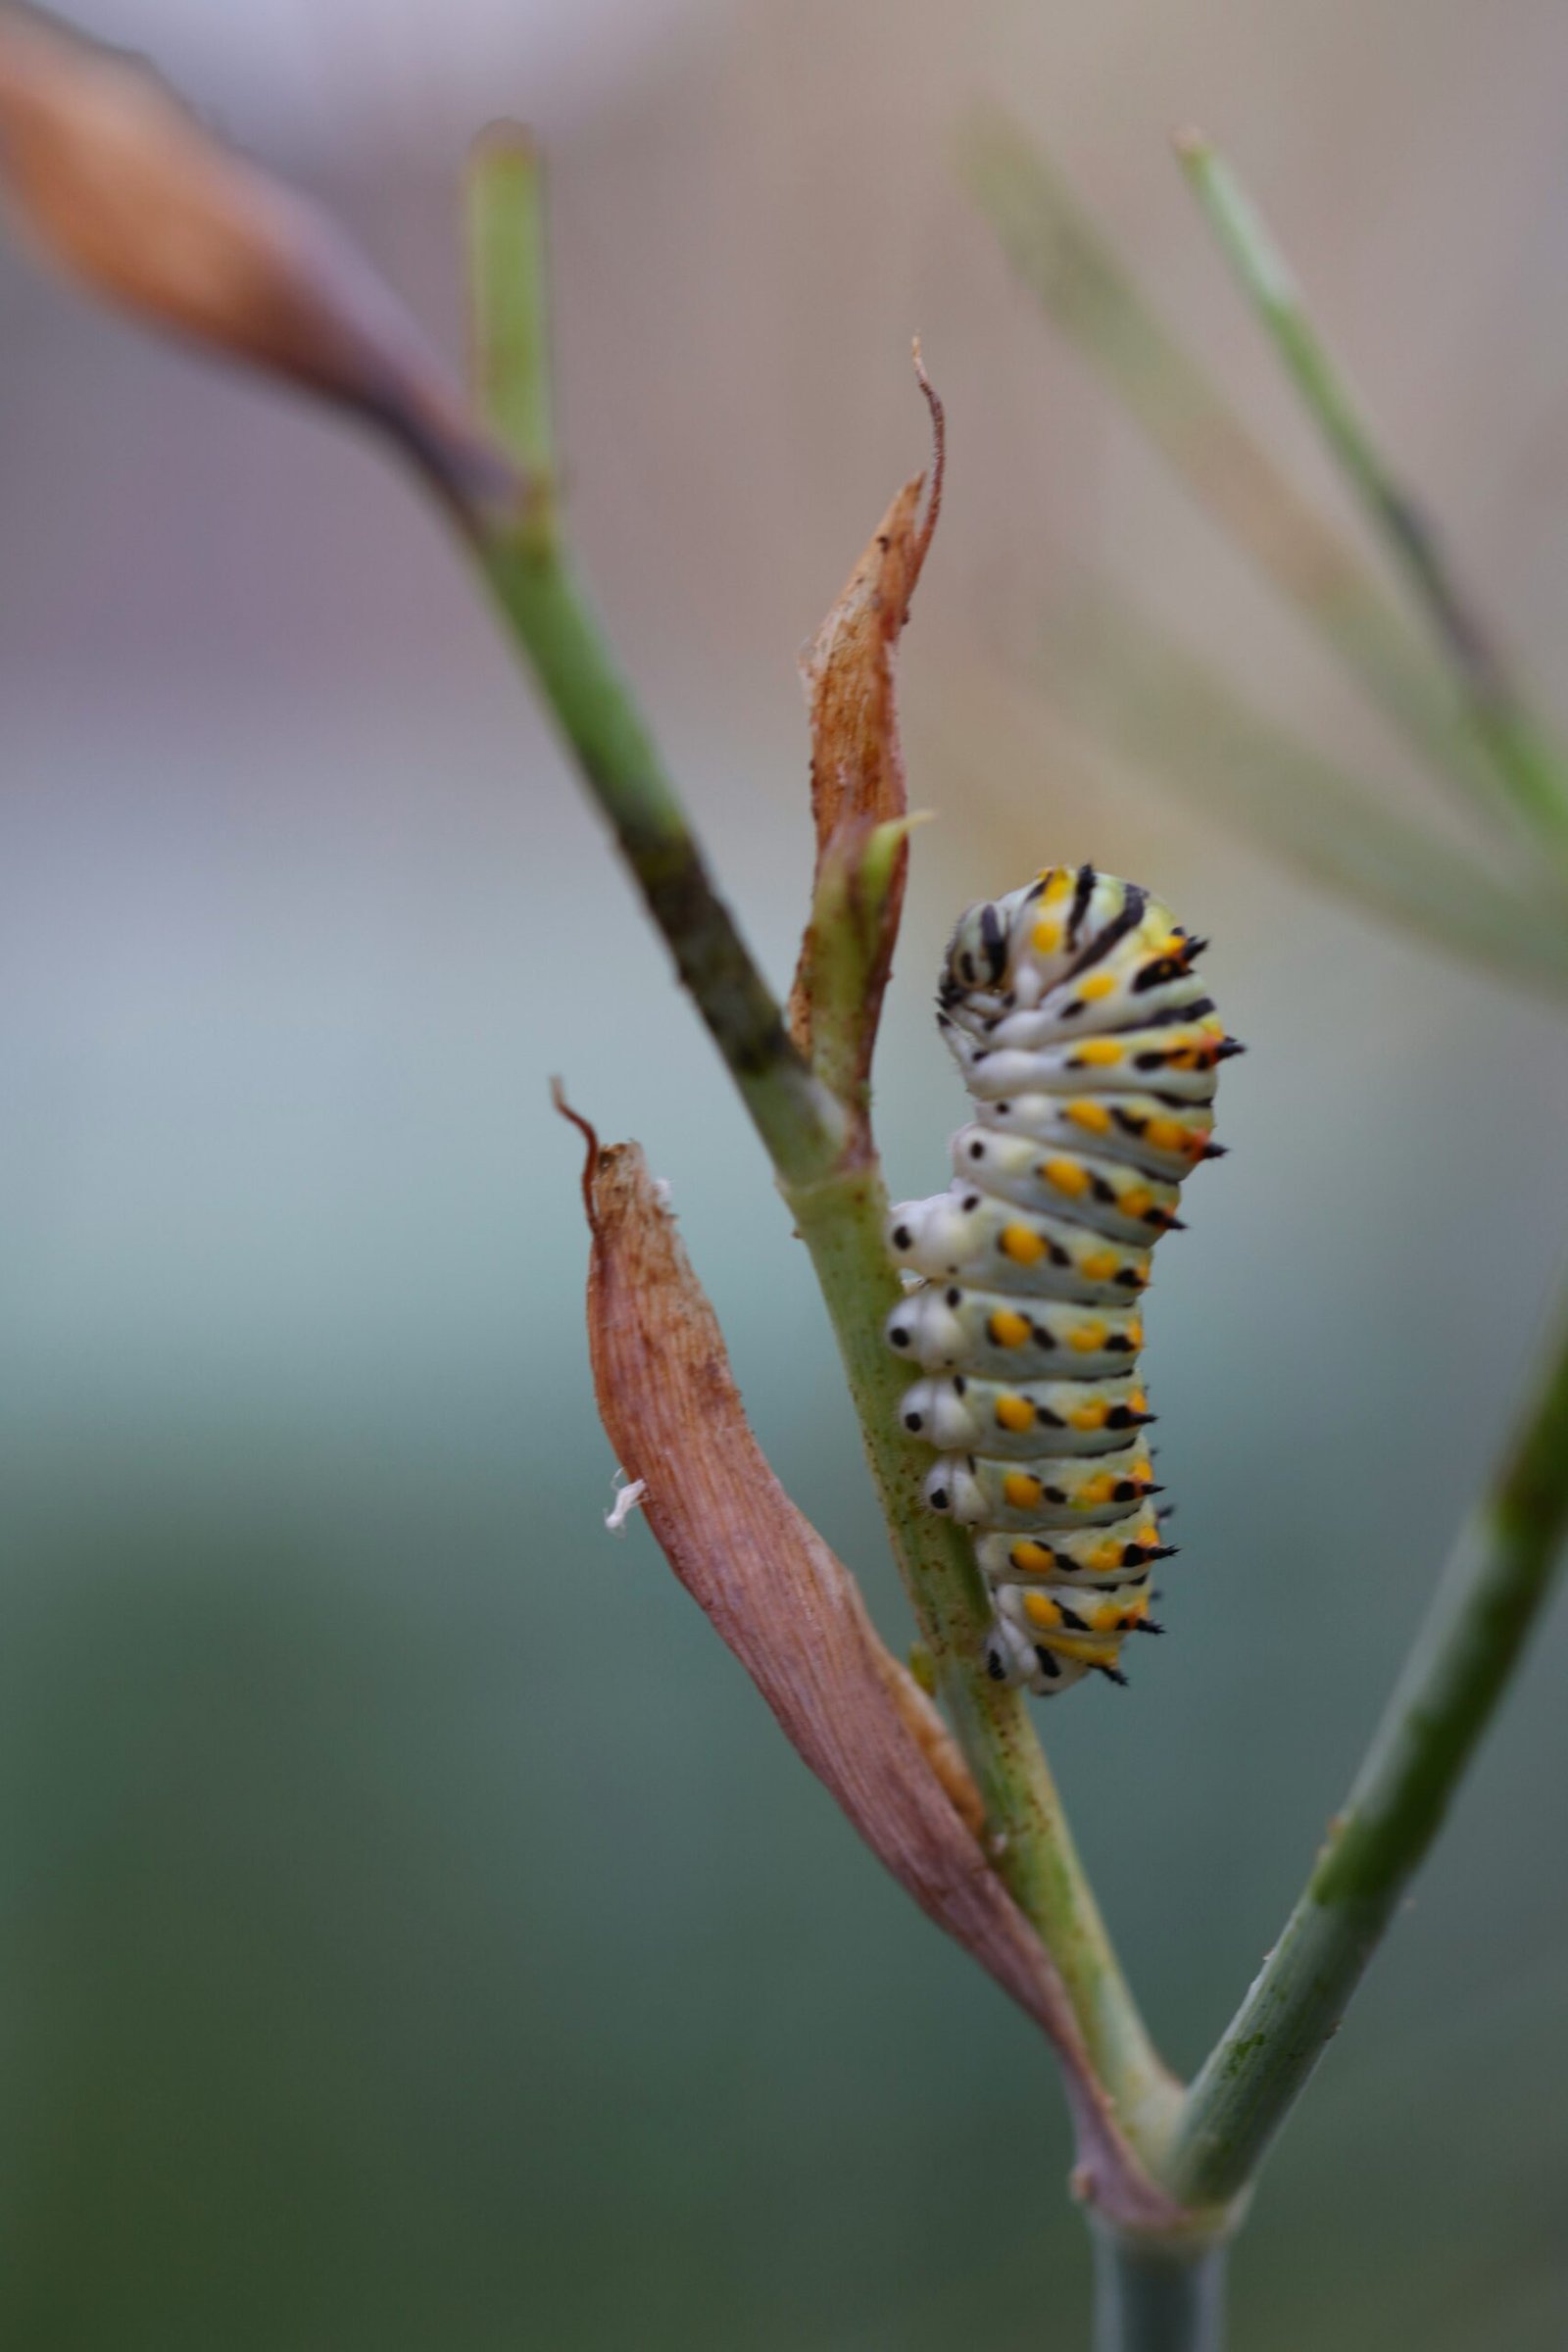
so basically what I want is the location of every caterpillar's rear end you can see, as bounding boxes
[885,865,1238,1695]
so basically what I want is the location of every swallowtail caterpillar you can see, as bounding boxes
[884,865,1239,1695]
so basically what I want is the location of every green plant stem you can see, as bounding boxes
[466,143,836,1192]
[957,108,1494,828]
[465,130,1175,2156]
[1168,1297,1568,2206]
[1176,133,1568,861]
[1091,2225,1228,2352]
[467,127,556,491]
[1035,597,1568,1005]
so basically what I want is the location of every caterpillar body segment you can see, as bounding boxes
[885,1283,1146,1380]
[887,864,1234,1696]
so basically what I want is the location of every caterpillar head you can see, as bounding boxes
[939,897,1012,1009]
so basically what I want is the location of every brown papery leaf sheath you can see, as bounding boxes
[788,358,945,1071]
[567,1100,1181,2226]
[0,6,514,515]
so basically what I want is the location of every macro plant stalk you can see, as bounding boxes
[464,129,1177,2170]
[1168,1297,1568,2205]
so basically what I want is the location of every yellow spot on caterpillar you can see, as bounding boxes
[1048,1634,1121,1668]
[1089,1541,1120,1572]
[1144,1116,1186,1152]
[1155,933,1185,958]
[1067,1322,1107,1354]
[1129,1390,1148,1415]
[1069,1399,1108,1432]
[1001,1223,1048,1265]
[988,1307,1032,1348]
[1003,1471,1045,1508]
[1042,868,1072,904]
[1081,1249,1119,1282]
[1010,1540,1054,1575]
[1022,1592,1062,1630]
[1032,919,1062,955]
[1078,972,1116,1002]
[1121,1187,1152,1219]
[1075,1039,1122,1067]
[1079,1473,1117,1508]
[1067,1100,1111,1135]
[1127,1321,1145,1348]
[995,1394,1035,1433]
[1042,1157,1090,1198]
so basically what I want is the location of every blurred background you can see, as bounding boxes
[4,1,1568,2344]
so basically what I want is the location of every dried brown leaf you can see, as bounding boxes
[789,358,945,1082]
[565,1096,1182,2226]
[0,6,516,516]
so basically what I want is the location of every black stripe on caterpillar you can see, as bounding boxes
[885,863,1238,1696]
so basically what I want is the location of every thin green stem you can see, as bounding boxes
[464,129,1174,2156]
[957,108,1494,830]
[1177,133,1568,860]
[467,127,556,498]
[1169,1294,1568,2205]
[1091,2225,1228,2352]
[466,138,837,1191]
[1034,596,1568,1005]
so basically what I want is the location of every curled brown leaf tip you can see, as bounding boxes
[0,5,518,517]
[550,1077,601,1213]
[910,337,947,580]
[577,1128,1183,2227]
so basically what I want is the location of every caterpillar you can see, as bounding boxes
[884,864,1239,1696]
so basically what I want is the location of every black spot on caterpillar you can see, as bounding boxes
[883,867,1234,1697]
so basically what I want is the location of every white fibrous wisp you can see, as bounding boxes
[605,1469,649,1534]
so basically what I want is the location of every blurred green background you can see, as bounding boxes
[5,1,1568,2343]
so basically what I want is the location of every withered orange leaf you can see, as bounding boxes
[789,360,945,1083]
[566,1098,1181,2225]
[0,7,516,517]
